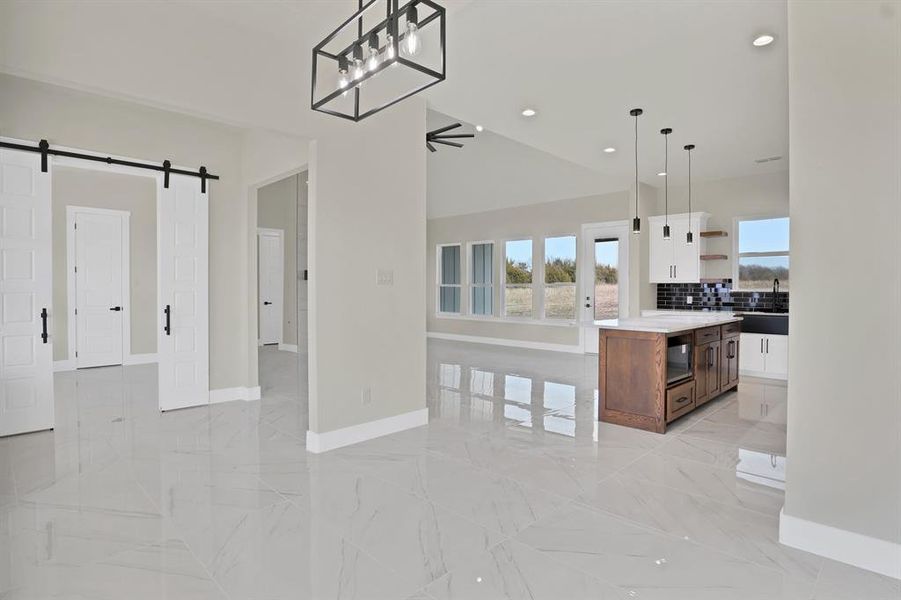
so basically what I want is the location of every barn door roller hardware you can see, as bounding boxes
[0,138,219,192]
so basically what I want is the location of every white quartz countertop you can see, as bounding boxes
[586,313,742,334]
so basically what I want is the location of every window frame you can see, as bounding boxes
[541,234,578,322]
[501,237,536,320]
[467,240,495,318]
[436,243,463,315]
[732,215,790,291]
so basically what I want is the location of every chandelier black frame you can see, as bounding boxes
[311,0,446,122]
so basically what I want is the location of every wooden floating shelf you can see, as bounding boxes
[700,254,728,261]
[700,230,728,238]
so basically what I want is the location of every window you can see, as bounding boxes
[543,235,577,319]
[504,239,533,317]
[736,217,789,290]
[470,242,494,316]
[438,244,461,313]
[593,238,620,319]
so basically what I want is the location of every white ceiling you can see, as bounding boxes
[0,0,788,195]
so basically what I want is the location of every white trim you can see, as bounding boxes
[278,343,298,353]
[434,313,576,328]
[305,407,428,454]
[427,331,583,354]
[779,509,901,580]
[209,386,262,404]
[67,206,131,367]
[124,353,158,365]
[579,220,630,354]
[53,360,76,373]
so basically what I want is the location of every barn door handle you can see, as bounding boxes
[40,308,49,343]
[164,305,171,336]
[109,306,122,311]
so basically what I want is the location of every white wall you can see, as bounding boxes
[426,111,601,219]
[51,166,157,361]
[308,99,427,435]
[783,0,901,577]
[0,74,252,391]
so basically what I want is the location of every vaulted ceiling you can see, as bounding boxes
[0,0,787,195]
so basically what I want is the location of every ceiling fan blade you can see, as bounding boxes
[426,142,437,152]
[431,134,475,139]
[427,123,462,136]
[431,139,464,148]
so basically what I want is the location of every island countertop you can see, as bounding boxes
[586,313,742,334]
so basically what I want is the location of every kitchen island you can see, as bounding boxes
[593,313,742,433]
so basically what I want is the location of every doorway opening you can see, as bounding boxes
[580,221,630,354]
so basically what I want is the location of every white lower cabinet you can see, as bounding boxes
[739,333,788,380]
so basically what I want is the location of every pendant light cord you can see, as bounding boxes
[664,135,668,225]
[634,114,639,216]
[687,147,692,232]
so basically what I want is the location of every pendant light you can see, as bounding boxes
[661,128,672,239]
[684,144,695,245]
[630,108,643,234]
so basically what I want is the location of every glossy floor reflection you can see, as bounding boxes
[0,341,896,599]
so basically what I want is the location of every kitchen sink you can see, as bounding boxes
[736,312,789,335]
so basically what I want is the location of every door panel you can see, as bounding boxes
[258,230,284,345]
[158,175,208,411]
[0,147,53,437]
[75,211,125,368]
[764,335,789,378]
[649,228,674,283]
[695,341,710,404]
[580,225,628,354]
[671,219,699,283]
[740,333,766,373]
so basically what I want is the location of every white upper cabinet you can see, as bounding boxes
[649,213,709,283]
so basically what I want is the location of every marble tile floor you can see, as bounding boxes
[0,340,896,599]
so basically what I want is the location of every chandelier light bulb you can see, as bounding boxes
[337,56,350,96]
[352,43,365,83]
[385,34,396,61]
[402,6,421,57]
[367,32,380,72]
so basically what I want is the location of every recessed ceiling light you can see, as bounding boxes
[521,108,536,117]
[752,33,775,47]
[475,125,484,132]
[603,147,616,153]
[658,171,667,176]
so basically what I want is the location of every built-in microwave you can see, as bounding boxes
[667,335,693,384]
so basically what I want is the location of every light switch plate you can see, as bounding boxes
[686,295,693,305]
[376,269,394,286]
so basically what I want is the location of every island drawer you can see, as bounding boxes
[695,326,721,345]
[666,379,696,422]
[721,322,741,338]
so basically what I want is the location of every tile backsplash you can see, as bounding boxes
[656,279,789,313]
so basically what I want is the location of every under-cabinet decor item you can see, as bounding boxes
[312,0,446,122]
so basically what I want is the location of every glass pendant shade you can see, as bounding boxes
[663,224,671,239]
[686,230,694,245]
[632,216,641,234]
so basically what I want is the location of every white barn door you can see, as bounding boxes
[0,147,54,436]
[158,174,209,411]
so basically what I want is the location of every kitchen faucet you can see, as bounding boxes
[773,278,781,312]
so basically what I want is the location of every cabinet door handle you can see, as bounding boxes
[760,338,764,354]
[675,395,689,404]
[674,265,677,279]
[40,308,49,344]
[164,304,171,336]
[765,338,769,354]
[708,347,715,367]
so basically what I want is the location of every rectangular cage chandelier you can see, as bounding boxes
[311,0,446,122]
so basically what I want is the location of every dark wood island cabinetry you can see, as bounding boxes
[595,315,742,433]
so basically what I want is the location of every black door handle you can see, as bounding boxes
[40,308,48,344]
[109,306,122,311]
[164,304,171,336]
[263,301,272,306]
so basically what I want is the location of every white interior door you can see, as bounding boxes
[158,174,209,411]
[580,222,629,354]
[257,229,283,345]
[74,210,126,368]
[0,146,54,436]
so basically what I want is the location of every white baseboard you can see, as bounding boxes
[209,386,262,404]
[779,509,901,579]
[53,359,75,372]
[124,353,158,365]
[427,331,583,354]
[278,343,298,353]
[306,407,428,454]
